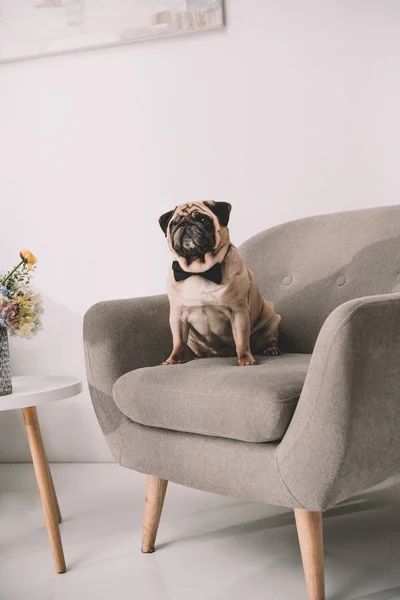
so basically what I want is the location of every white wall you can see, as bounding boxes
[1,0,400,462]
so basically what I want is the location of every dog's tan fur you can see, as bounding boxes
[162,201,281,366]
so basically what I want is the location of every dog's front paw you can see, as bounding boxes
[238,354,257,366]
[161,356,185,366]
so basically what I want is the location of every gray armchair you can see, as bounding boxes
[83,205,400,600]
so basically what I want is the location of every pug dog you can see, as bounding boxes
[159,201,281,366]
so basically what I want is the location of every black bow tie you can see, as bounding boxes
[172,261,223,284]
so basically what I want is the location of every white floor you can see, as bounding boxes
[0,465,400,600]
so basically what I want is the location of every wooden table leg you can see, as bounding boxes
[47,464,62,524]
[22,406,66,574]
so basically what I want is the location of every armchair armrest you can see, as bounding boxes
[84,295,171,397]
[83,295,171,457]
[277,292,400,511]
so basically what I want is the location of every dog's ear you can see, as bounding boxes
[158,209,175,236]
[204,201,232,227]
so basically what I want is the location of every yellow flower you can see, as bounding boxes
[20,249,37,270]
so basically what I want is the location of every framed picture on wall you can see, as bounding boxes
[0,0,224,63]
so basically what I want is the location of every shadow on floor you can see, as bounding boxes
[166,483,399,547]
[343,586,400,600]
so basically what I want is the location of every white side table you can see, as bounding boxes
[0,375,82,573]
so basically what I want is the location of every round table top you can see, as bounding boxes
[0,375,82,411]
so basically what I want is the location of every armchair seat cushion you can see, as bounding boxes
[113,353,311,443]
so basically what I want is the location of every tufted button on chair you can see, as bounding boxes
[84,205,400,600]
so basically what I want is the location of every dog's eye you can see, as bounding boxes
[194,212,212,225]
[170,218,179,228]
[201,215,212,228]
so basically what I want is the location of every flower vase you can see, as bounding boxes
[0,327,12,396]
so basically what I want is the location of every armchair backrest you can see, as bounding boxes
[239,205,400,353]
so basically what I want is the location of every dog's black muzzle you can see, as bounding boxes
[171,218,215,260]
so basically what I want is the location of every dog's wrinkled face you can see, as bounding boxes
[159,201,231,263]
[169,207,215,260]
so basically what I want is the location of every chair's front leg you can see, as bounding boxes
[142,475,168,553]
[294,510,325,600]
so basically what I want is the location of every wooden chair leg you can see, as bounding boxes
[142,475,168,553]
[22,407,66,574]
[294,509,325,600]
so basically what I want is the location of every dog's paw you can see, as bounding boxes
[238,355,257,366]
[263,344,281,357]
[161,357,185,366]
